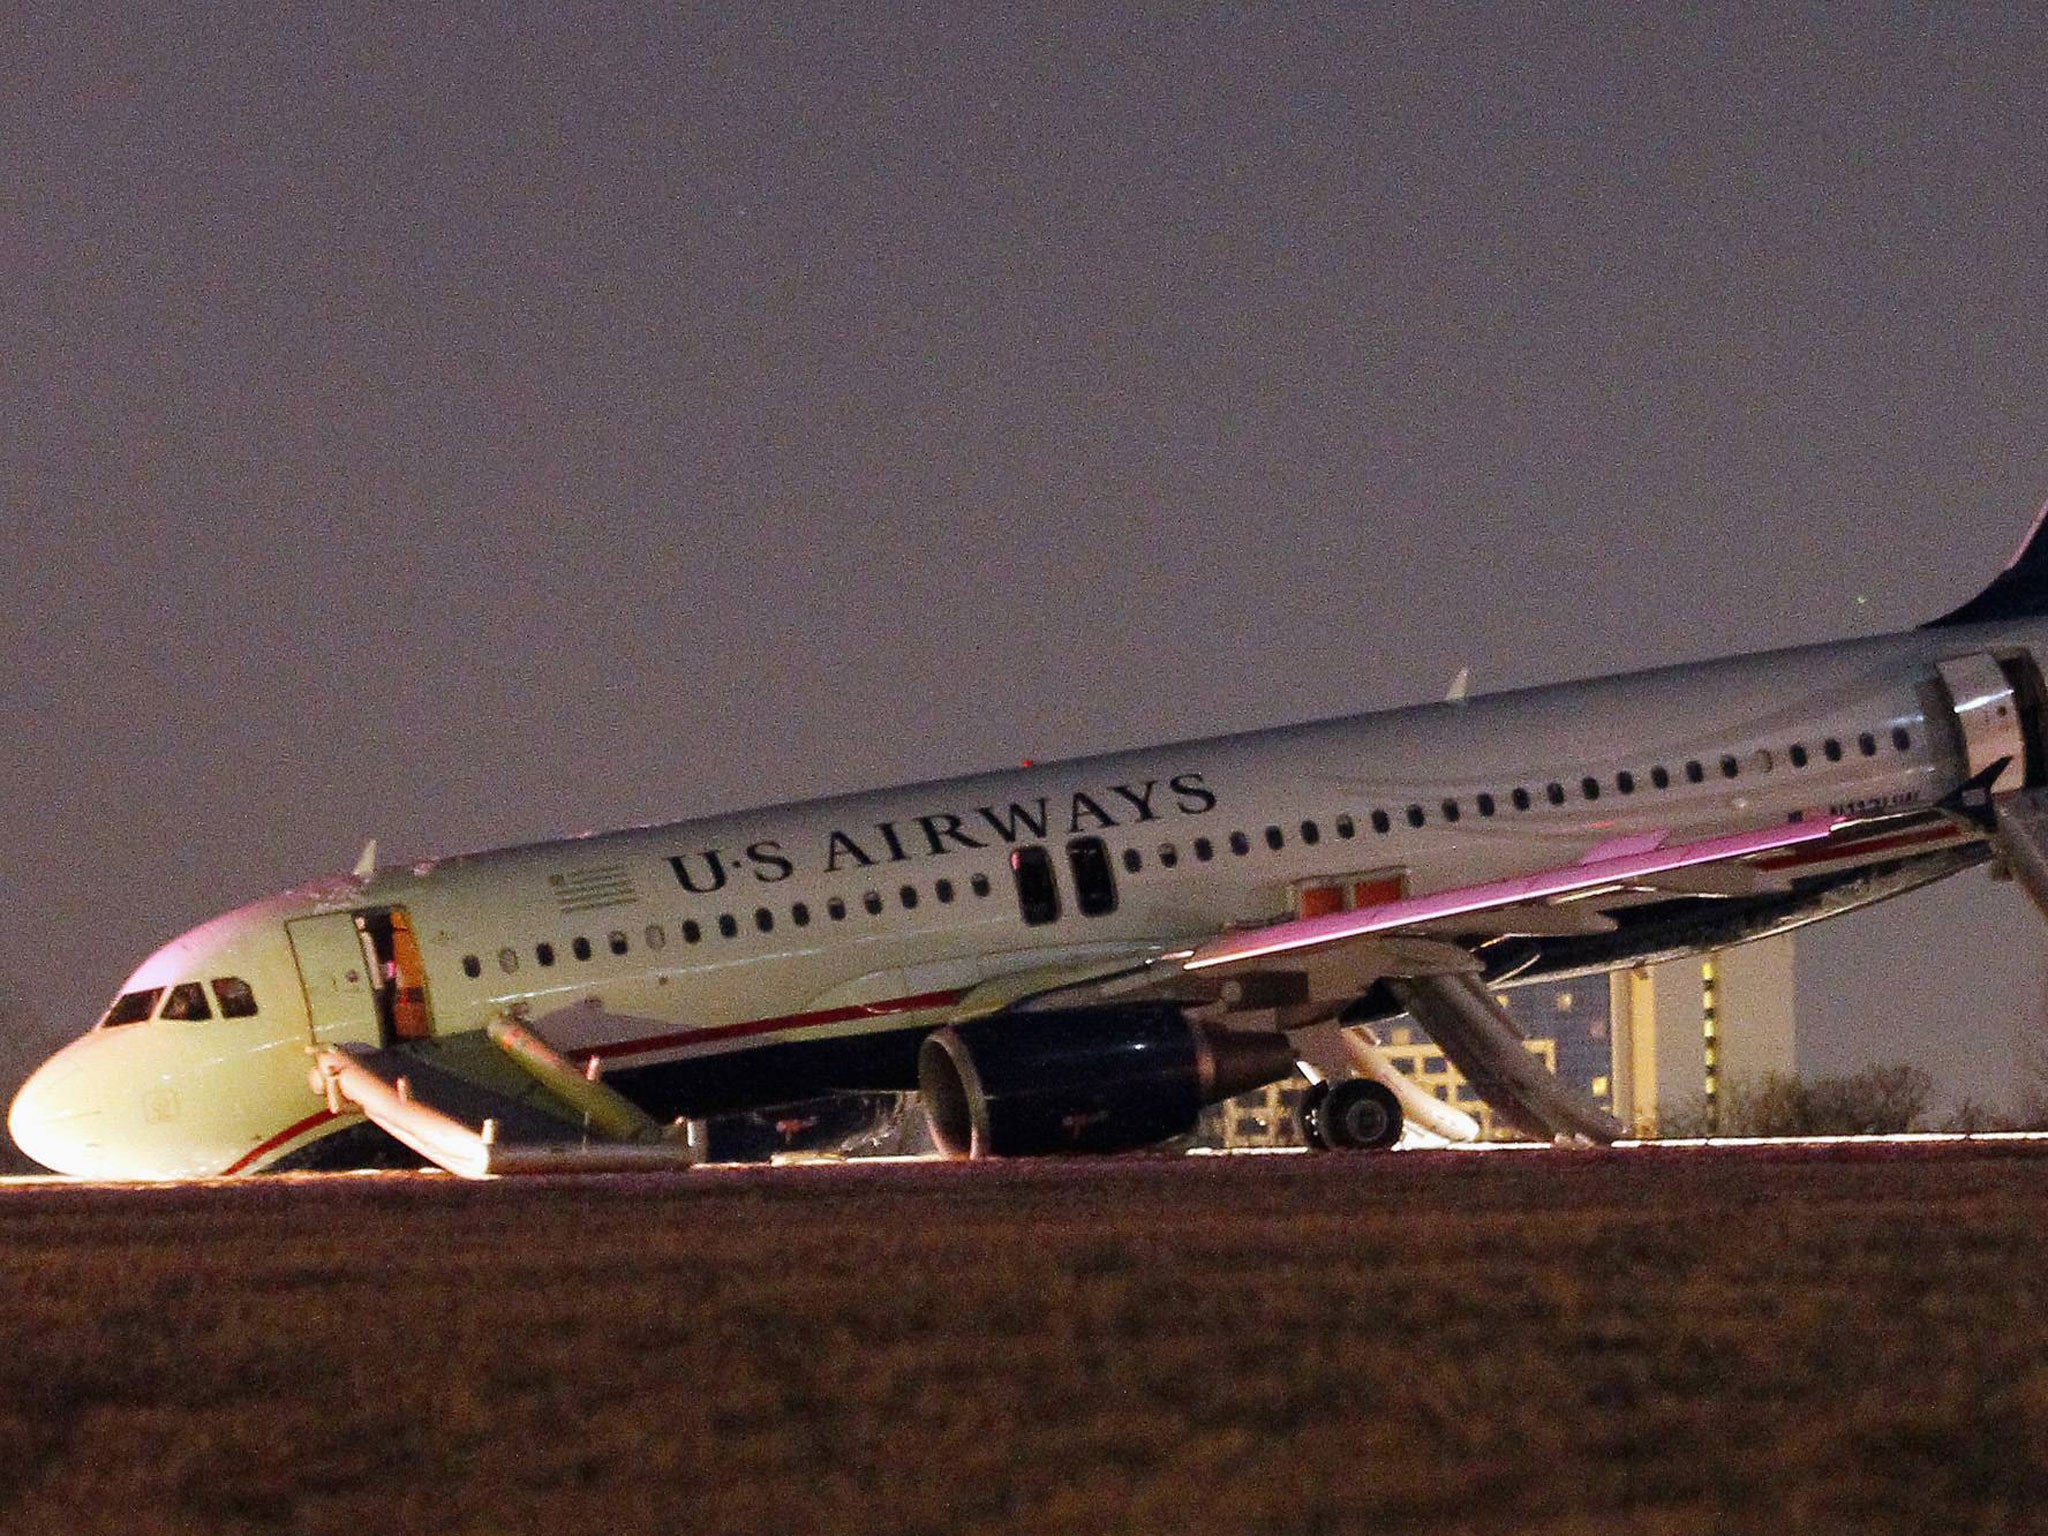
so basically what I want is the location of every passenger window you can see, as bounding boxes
[1406,805,1426,828]
[498,948,519,974]
[1123,848,1143,874]
[609,931,629,956]
[828,898,848,921]
[1012,846,1061,926]
[1893,726,1912,751]
[863,891,883,916]
[1371,810,1391,834]
[970,874,992,898]
[212,977,260,1018]
[1789,744,1809,768]
[1265,826,1285,850]
[461,955,482,980]
[1158,844,1180,869]
[1650,766,1670,790]
[572,936,593,962]
[537,942,556,967]
[1615,771,1634,795]
[1719,755,1740,778]
[1335,815,1355,839]
[1824,738,1843,762]
[1230,831,1251,855]
[683,920,703,944]
[793,902,812,925]
[1511,788,1531,812]
[934,880,955,904]
[718,914,739,938]
[1858,732,1877,757]
[899,885,918,910]
[1546,783,1566,806]
[161,982,212,1022]
[645,924,667,951]
[1300,820,1320,845]
[1194,837,1215,861]
[1441,799,1461,822]
[755,908,774,932]
[1686,761,1705,784]
[1476,793,1496,817]
[1580,777,1600,801]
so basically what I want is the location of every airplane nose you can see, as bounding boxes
[8,1041,108,1177]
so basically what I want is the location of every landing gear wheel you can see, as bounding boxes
[1296,1079,1332,1150]
[1317,1078,1403,1151]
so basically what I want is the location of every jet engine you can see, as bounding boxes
[917,1003,1297,1158]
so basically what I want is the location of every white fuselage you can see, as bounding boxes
[12,618,2037,1178]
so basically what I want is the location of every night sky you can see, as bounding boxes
[6,9,2047,1117]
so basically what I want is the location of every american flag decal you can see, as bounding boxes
[549,864,638,913]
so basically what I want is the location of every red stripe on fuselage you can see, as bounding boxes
[585,987,969,1064]
[221,1107,340,1176]
[1755,822,1964,872]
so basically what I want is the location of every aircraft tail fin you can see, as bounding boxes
[1927,495,2048,628]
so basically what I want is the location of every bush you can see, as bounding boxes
[1656,1063,1933,1137]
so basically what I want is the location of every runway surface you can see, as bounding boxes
[0,1139,2042,1535]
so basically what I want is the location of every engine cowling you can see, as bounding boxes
[917,1003,1296,1158]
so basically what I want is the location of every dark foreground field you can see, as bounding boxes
[0,1145,2043,1536]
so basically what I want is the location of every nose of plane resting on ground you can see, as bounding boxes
[10,1033,127,1178]
[11,897,340,1178]
[10,1040,140,1187]
[9,1013,330,1180]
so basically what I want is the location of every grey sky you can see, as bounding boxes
[4,7,2046,1113]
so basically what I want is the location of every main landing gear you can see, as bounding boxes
[1298,1077,1403,1151]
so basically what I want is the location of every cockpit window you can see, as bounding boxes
[211,977,259,1018]
[100,989,163,1028]
[160,982,213,1021]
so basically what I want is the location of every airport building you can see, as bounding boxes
[1200,934,1797,1145]
[1606,935,1797,1135]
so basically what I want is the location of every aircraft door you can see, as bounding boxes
[288,913,382,1049]
[287,907,436,1048]
[1935,653,2048,791]
[1998,650,2048,787]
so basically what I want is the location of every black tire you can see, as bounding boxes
[1319,1078,1403,1151]
[1296,1079,1333,1149]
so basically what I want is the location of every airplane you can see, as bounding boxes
[14,503,2048,1180]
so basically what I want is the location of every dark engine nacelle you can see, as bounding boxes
[917,1003,1296,1158]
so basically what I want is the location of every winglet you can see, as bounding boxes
[1444,666,1471,704]
[352,839,378,880]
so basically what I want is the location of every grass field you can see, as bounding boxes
[0,1144,2041,1535]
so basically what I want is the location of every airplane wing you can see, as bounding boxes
[1181,816,1842,973]
[1173,815,1846,1144]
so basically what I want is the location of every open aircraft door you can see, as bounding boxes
[287,908,436,1050]
[288,914,380,1049]
[1934,652,2048,789]
[1934,650,2048,919]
